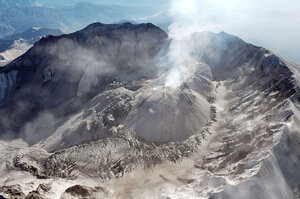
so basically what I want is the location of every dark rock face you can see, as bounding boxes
[36,183,51,194]
[25,191,44,199]
[61,185,107,199]
[0,185,26,199]
[65,185,90,197]
[25,183,51,199]
[0,183,51,199]
[0,22,167,135]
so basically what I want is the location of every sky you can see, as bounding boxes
[164,0,300,64]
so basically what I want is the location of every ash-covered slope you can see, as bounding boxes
[0,23,300,199]
[125,84,210,143]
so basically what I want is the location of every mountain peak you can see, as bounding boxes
[82,22,162,33]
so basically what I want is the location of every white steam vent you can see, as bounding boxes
[164,0,204,88]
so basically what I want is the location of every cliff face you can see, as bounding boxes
[0,70,18,105]
[0,22,168,138]
[0,23,166,103]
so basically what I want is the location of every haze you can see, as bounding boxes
[164,0,300,64]
[104,0,298,64]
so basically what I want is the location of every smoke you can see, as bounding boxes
[46,38,117,96]
[20,111,57,145]
[44,35,160,97]
[162,0,300,67]
[164,0,219,88]
[163,0,300,88]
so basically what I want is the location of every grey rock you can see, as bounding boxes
[0,185,26,199]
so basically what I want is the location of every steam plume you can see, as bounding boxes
[164,0,204,88]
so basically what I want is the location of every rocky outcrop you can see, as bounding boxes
[0,70,18,105]
[0,185,26,199]
[61,185,108,199]
[0,183,52,199]
[25,183,51,199]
